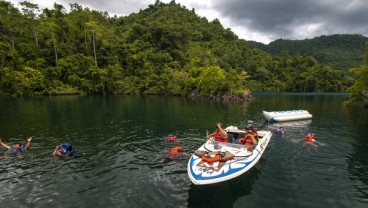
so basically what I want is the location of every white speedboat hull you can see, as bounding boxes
[188,129,272,185]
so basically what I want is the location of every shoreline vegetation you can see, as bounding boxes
[187,92,254,102]
[0,1,366,105]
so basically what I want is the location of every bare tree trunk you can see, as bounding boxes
[92,30,97,67]
[11,37,15,50]
[53,36,58,66]
[84,25,88,49]
[32,20,38,47]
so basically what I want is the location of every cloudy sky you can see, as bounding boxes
[8,0,368,44]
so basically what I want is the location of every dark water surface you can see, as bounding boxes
[0,94,367,208]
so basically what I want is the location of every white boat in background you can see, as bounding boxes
[263,110,312,122]
[187,126,272,185]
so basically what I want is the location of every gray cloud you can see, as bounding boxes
[9,0,368,43]
[57,0,151,16]
[209,0,368,42]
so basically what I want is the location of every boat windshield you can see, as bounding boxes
[205,139,246,151]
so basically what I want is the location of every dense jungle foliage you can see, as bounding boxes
[248,34,368,70]
[345,43,368,106]
[0,0,356,97]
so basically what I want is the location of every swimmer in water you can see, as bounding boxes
[0,137,32,155]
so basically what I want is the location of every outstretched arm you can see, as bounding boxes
[52,145,59,156]
[25,137,32,149]
[0,138,10,150]
[217,123,227,137]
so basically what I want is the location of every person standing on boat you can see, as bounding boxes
[0,137,32,155]
[208,123,228,143]
[239,129,258,151]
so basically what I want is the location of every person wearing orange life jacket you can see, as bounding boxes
[165,134,177,142]
[249,127,259,140]
[167,146,183,157]
[161,146,184,163]
[304,133,315,142]
[207,123,228,143]
[238,129,258,151]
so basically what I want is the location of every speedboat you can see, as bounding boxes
[187,126,272,185]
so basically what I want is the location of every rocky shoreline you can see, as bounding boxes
[187,93,254,102]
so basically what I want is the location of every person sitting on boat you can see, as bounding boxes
[304,133,315,142]
[208,123,228,143]
[238,130,258,151]
[273,127,285,135]
[249,127,259,140]
[53,143,75,157]
[0,137,32,155]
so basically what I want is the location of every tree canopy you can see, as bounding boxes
[248,34,368,70]
[0,0,355,97]
[345,43,368,106]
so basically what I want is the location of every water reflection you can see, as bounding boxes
[1,94,368,207]
[346,107,368,204]
[188,168,260,208]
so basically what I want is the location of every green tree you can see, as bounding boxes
[345,43,368,106]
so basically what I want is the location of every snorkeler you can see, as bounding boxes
[53,143,75,157]
[0,137,32,155]
[165,134,177,142]
[304,133,315,142]
[273,127,285,135]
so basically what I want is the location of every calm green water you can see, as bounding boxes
[0,94,367,208]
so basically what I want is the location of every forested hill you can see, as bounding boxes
[0,1,355,97]
[248,34,368,70]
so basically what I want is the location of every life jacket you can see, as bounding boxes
[166,134,177,142]
[251,132,259,140]
[304,133,315,142]
[57,143,75,156]
[202,155,221,163]
[273,129,284,135]
[245,136,254,144]
[214,130,228,143]
[167,146,183,156]
[201,151,235,163]
[239,135,254,145]
[10,143,25,155]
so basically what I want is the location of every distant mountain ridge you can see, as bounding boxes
[248,34,368,70]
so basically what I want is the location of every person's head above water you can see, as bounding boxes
[12,143,23,149]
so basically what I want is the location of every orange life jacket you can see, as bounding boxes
[201,155,221,163]
[214,130,228,143]
[251,132,259,140]
[245,136,253,144]
[304,133,315,142]
[166,135,177,142]
[239,135,254,145]
[168,146,183,156]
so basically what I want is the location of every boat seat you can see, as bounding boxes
[238,132,245,139]
[227,133,234,143]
